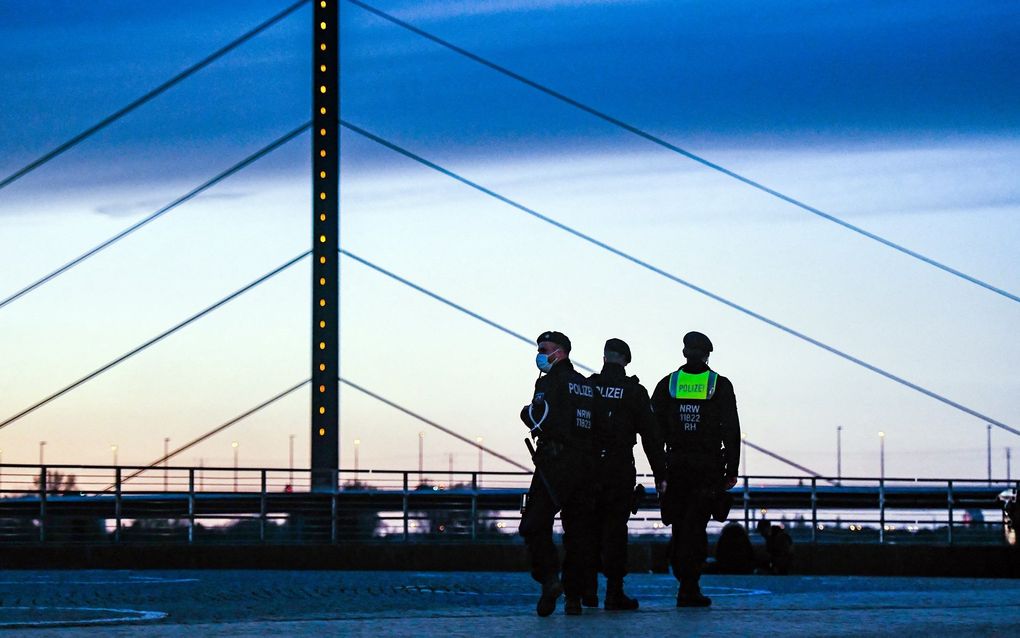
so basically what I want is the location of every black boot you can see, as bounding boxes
[604,578,639,611]
[581,571,599,607]
[676,580,711,607]
[564,595,583,615]
[536,576,563,617]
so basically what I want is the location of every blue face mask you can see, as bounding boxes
[535,349,560,373]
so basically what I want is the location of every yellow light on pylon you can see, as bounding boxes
[319,428,326,436]
[319,363,326,372]
[319,193,326,200]
[319,342,326,350]
[320,86,326,94]
[319,234,326,242]
[320,128,326,136]
[320,107,327,115]
[320,43,326,51]
[319,256,326,264]
[320,64,327,73]
[319,320,326,328]
[320,21,326,30]
[319,407,325,415]
[320,150,326,157]
[319,277,326,285]
[319,299,326,307]
[319,385,326,393]
[320,171,326,178]
[319,213,326,222]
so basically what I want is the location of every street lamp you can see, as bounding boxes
[878,432,886,481]
[741,432,747,478]
[289,434,295,486]
[39,441,46,466]
[164,437,170,491]
[476,437,483,487]
[418,432,425,484]
[0,448,4,493]
[354,438,361,482]
[837,425,843,484]
[110,444,118,467]
[232,441,239,492]
[987,424,992,485]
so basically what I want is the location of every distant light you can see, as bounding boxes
[354,439,360,446]
[231,441,238,449]
[878,431,886,438]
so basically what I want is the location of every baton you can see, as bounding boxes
[525,438,562,511]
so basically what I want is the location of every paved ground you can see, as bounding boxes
[0,570,1017,636]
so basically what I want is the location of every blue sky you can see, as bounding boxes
[0,0,1018,482]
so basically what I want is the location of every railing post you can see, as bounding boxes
[810,477,818,544]
[878,477,886,544]
[742,475,750,529]
[260,470,267,544]
[947,480,954,545]
[188,468,195,545]
[402,471,409,542]
[115,467,122,544]
[470,472,478,542]
[38,467,46,543]
[330,469,338,544]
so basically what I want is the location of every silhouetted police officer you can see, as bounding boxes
[651,331,740,607]
[519,331,600,617]
[585,338,666,610]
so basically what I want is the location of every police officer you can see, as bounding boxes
[519,331,600,617]
[651,331,740,607]
[585,338,666,610]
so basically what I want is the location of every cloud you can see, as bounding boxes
[93,192,249,218]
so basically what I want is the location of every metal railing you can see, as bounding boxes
[0,463,1014,546]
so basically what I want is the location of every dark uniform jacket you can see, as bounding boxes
[588,363,667,485]
[650,361,740,484]
[520,360,601,489]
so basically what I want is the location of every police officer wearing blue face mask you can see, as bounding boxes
[519,331,601,617]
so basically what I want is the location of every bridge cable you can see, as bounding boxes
[743,438,825,479]
[339,378,531,472]
[119,375,529,488]
[340,248,824,473]
[339,119,1019,438]
[0,251,311,431]
[115,379,311,489]
[0,0,310,193]
[339,248,595,373]
[0,123,311,312]
[346,0,1019,305]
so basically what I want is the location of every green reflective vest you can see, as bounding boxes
[669,369,718,400]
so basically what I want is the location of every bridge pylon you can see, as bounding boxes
[311,0,339,491]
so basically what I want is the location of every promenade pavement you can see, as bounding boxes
[0,570,1017,636]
